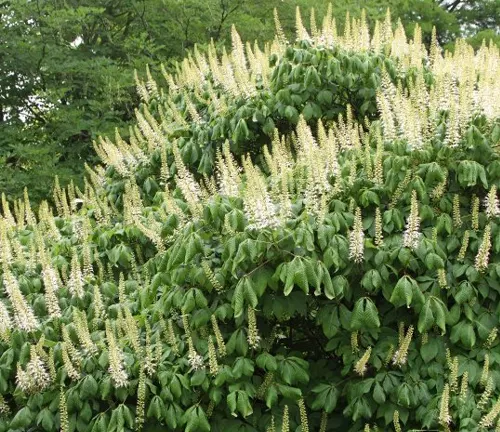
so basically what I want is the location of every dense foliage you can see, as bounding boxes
[1,0,498,203]
[1,8,500,432]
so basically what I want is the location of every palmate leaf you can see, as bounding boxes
[351,297,380,330]
[243,278,258,308]
[227,391,253,418]
[232,279,245,317]
[91,415,109,432]
[256,352,278,371]
[184,233,202,263]
[361,269,382,293]
[390,276,415,308]
[316,304,340,338]
[184,406,210,432]
[283,257,309,295]
[321,266,336,299]
[418,295,447,333]
[418,298,435,333]
[265,385,279,408]
[451,321,476,348]
[420,337,440,363]
[389,276,424,308]
[311,383,339,413]
[293,258,309,294]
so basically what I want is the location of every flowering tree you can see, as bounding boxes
[0,7,500,432]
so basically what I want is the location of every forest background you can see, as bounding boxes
[1,0,499,204]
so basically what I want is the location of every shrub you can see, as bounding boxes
[0,7,499,432]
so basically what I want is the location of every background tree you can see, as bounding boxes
[0,0,497,203]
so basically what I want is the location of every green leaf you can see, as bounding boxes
[460,323,476,348]
[420,338,439,363]
[418,298,435,333]
[351,298,380,330]
[36,408,54,431]
[146,396,165,421]
[191,369,206,386]
[236,391,253,417]
[80,375,98,400]
[232,357,254,378]
[277,384,302,400]
[265,385,278,408]
[390,276,416,308]
[373,382,386,404]
[293,257,309,294]
[195,407,210,432]
[227,391,237,416]
[317,89,333,105]
[425,253,444,270]
[232,279,245,318]
[256,353,278,371]
[184,407,200,432]
[10,407,34,429]
[284,106,299,122]
[244,278,258,308]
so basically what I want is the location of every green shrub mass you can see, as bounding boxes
[0,10,500,432]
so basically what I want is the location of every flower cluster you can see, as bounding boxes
[0,301,12,342]
[187,340,204,371]
[475,224,491,272]
[438,384,451,426]
[208,336,219,375]
[105,320,129,388]
[243,156,281,230]
[247,307,261,349]
[3,270,38,332]
[354,347,372,376]
[298,399,309,432]
[392,325,414,367]
[211,315,227,357]
[485,185,500,219]
[16,346,51,393]
[349,207,364,263]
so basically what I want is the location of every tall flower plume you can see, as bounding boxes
[3,270,38,332]
[403,190,421,250]
[105,320,129,388]
[349,207,364,263]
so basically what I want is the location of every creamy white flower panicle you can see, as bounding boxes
[392,325,414,367]
[349,207,365,263]
[41,264,61,319]
[295,7,312,42]
[295,117,333,217]
[484,185,499,219]
[68,251,84,298]
[73,309,98,356]
[475,224,491,272]
[3,270,39,332]
[186,333,204,370]
[105,320,129,388]
[439,384,451,426]
[172,142,203,217]
[479,399,500,428]
[16,346,51,393]
[188,351,204,371]
[242,156,281,229]
[403,190,421,250]
[354,347,372,376]
[247,307,261,350]
[0,301,12,341]
[61,342,81,381]
[216,140,241,197]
